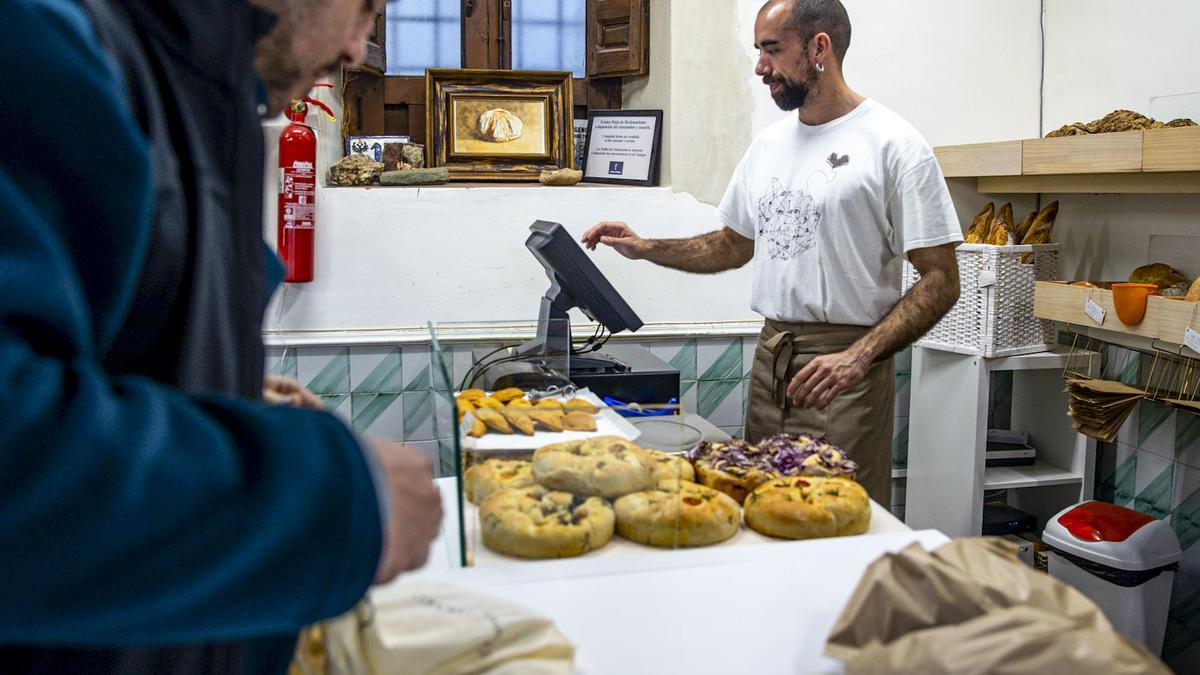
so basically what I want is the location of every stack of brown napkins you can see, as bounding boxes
[1065,377,1145,442]
[825,538,1170,674]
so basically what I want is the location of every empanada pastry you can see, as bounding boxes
[562,410,597,431]
[476,409,512,434]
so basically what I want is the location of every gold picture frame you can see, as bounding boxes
[426,69,574,181]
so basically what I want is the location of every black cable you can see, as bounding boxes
[457,343,518,391]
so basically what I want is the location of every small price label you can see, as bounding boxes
[1185,327,1200,355]
[1084,299,1106,325]
[977,270,997,287]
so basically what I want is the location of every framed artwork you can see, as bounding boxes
[581,110,663,186]
[425,69,574,181]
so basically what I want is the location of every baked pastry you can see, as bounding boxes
[527,409,565,432]
[475,397,504,409]
[1129,263,1189,290]
[1187,277,1200,302]
[985,218,1012,246]
[479,486,614,559]
[647,449,696,482]
[535,399,563,409]
[686,439,779,504]
[464,459,536,504]
[1020,200,1058,245]
[532,436,656,497]
[475,408,512,434]
[506,397,533,408]
[564,398,599,414]
[613,479,740,548]
[744,476,870,540]
[458,389,486,403]
[562,410,597,431]
[465,414,487,438]
[964,202,993,244]
[499,408,535,435]
[998,202,1014,230]
[456,399,475,422]
[1014,210,1036,243]
[759,433,859,479]
[492,387,525,403]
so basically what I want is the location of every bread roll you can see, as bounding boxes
[1129,263,1189,290]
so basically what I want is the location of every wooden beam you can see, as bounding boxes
[1143,126,1200,172]
[1021,131,1143,175]
[935,141,1022,178]
[977,171,1200,194]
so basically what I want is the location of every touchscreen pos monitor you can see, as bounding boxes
[524,220,643,354]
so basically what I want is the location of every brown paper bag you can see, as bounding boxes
[825,538,1171,674]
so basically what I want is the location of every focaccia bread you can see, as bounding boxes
[479,486,614,559]
[532,435,656,497]
[463,458,536,505]
[613,479,740,548]
[686,440,778,504]
[744,476,870,540]
[646,449,696,482]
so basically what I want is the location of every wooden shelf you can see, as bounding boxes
[1034,281,1200,354]
[934,127,1200,194]
[984,460,1083,490]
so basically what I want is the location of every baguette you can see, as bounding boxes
[985,218,1012,246]
[1014,210,1036,243]
[964,202,994,244]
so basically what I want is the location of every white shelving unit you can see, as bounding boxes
[905,345,1100,537]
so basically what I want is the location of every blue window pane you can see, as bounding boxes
[512,0,586,76]
[386,0,461,75]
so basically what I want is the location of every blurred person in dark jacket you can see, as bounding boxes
[0,1,441,673]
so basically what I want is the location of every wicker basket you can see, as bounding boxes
[903,243,1060,358]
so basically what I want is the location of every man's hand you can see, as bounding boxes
[370,440,443,584]
[263,374,324,410]
[581,221,649,260]
[786,348,871,410]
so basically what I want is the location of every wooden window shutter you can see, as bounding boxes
[586,0,649,78]
[359,7,387,74]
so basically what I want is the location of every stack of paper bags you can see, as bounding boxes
[825,538,1170,674]
[1065,377,1144,442]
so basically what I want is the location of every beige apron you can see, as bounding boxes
[746,319,895,506]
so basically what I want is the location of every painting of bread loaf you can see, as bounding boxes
[452,97,548,156]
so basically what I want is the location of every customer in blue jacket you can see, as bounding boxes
[0,0,440,672]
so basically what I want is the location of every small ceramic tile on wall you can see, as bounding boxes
[1132,451,1174,520]
[1177,413,1200,468]
[697,338,742,382]
[402,344,432,391]
[327,396,352,426]
[649,339,696,382]
[350,391,403,437]
[349,345,402,393]
[698,379,743,427]
[430,389,456,440]
[742,336,757,377]
[402,390,436,442]
[679,384,698,416]
[298,346,350,396]
[265,346,296,379]
[1139,402,1176,459]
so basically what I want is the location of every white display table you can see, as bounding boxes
[374,478,949,673]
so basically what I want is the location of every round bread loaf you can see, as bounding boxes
[744,476,870,540]
[479,486,614,559]
[614,479,740,548]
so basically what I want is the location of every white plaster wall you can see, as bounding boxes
[264,186,756,333]
[1043,0,1200,132]
[734,0,1043,145]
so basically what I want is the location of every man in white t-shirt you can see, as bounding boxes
[581,0,961,505]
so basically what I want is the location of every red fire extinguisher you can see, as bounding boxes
[277,86,334,283]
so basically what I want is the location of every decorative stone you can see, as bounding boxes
[477,109,523,143]
[380,167,450,185]
[328,154,383,186]
[381,142,407,171]
[538,168,583,186]
[402,143,425,168]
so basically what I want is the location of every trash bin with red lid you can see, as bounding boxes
[1042,500,1181,655]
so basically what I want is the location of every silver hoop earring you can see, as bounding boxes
[815,62,825,73]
